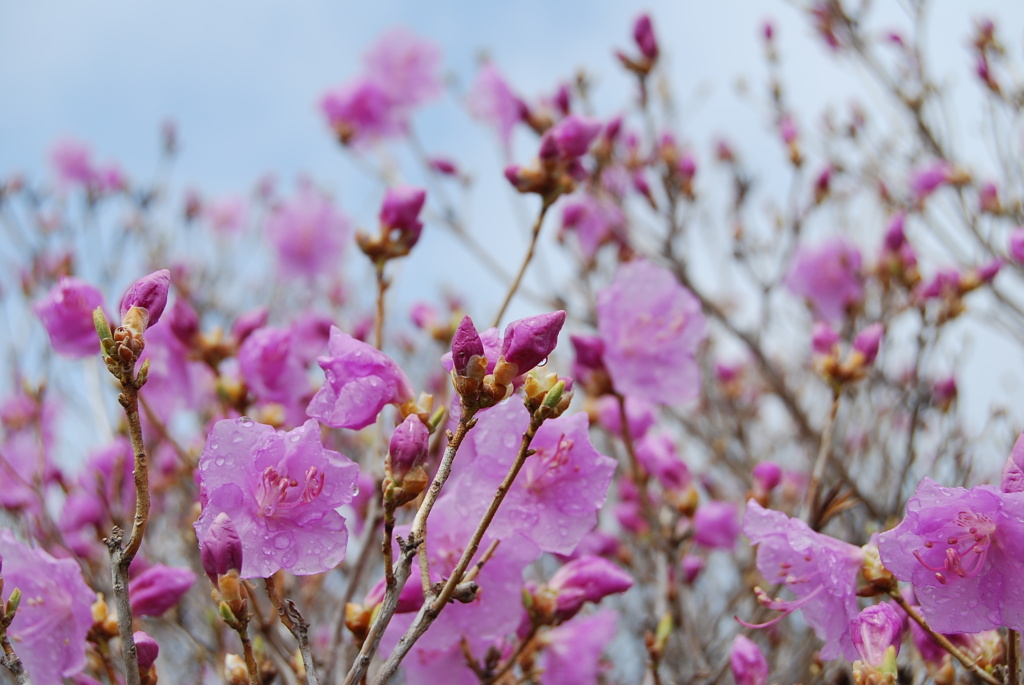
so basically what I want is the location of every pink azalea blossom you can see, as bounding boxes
[50,138,95,187]
[0,530,94,683]
[0,392,59,513]
[119,269,171,330]
[693,500,740,549]
[363,27,442,109]
[635,431,690,492]
[560,193,627,260]
[731,635,769,685]
[850,602,903,666]
[784,238,863,323]
[320,78,404,146]
[1008,228,1024,264]
[194,417,360,578]
[743,501,864,660]
[128,563,197,617]
[33,276,105,358]
[204,195,247,234]
[266,188,349,278]
[238,325,311,426]
[467,62,526,154]
[538,610,617,685]
[597,259,707,405]
[451,400,616,555]
[306,326,414,430]
[877,478,1024,634]
[910,162,952,202]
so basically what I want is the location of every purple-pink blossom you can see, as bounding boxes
[743,501,864,660]
[731,635,769,685]
[693,500,740,549]
[363,27,442,109]
[266,187,349,278]
[50,138,95,188]
[596,259,707,405]
[0,530,94,683]
[784,238,863,323]
[467,62,526,153]
[306,326,414,430]
[33,276,105,358]
[238,325,311,426]
[560,193,627,260]
[119,269,170,330]
[194,417,360,578]
[538,610,618,685]
[320,78,404,146]
[128,563,197,617]
[877,478,1024,634]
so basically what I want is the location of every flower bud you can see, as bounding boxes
[129,563,197,617]
[548,115,601,160]
[33,276,106,358]
[811,322,840,355]
[232,307,269,344]
[730,635,769,685]
[498,310,566,378]
[752,461,782,494]
[850,603,902,668]
[1010,229,1024,264]
[387,414,429,484]
[379,186,426,250]
[852,323,884,365]
[119,269,170,331]
[363,576,424,614]
[692,501,740,549]
[547,555,633,622]
[451,316,485,377]
[200,512,243,583]
[168,298,200,344]
[633,14,659,61]
[134,630,160,669]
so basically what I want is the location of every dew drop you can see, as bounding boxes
[273,536,291,549]
[351,482,360,496]
[231,434,243,444]
[238,416,253,427]
[214,457,225,466]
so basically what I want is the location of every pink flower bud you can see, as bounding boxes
[119,269,170,329]
[1001,431,1024,494]
[168,298,200,344]
[570,334,605,373]
[388,414,429,483]
[752,461,783,493]
[33,276,105,358]
[976,258,1002,283]
[500,310,566,373]
[979,182,1000,213]
[633,14,659,61]
[692,500,740,549]
[548,555,634,621]
[364,575,424,614]
[128,564,197,617]
[451,316,485,376]
[850,603,903,666]
[852,323,884,364]
[1009,229,1024,264]
[548,115,602,160]
[678,153,697,179]
[681,554,704,583]
[429,157,458,176]
[379,186,426,236]
[200,512,243,582]
[134,631,160,670]
[730,635,769,685]
[811,322,840,355]
[232,307,269,344]
[883,212,906,251]
[910,162,951,201]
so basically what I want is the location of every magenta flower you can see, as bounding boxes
[594,395,656,441]
[387,414,429,483]
[0,530,94,683]
[730,635,769,685]
[238,325,311,426]
[547,555,634,621]
[693,500,740,549]
[743,501,864,660]
[910,161,952,202]
[635,432,690,492]
[500,310,566,375]
[199,512,244,582]
[266,187,349,278]
[467,62,526,153]
[0,392,59,513]
[596,259,707,405]
[877,478,1024,634]
[784,238,863,323]
[560,193,627,260]
[306,326,414,430]
[1008,228,1024,264]
[539,610,617,685]
[194,417,360,578]
[33,276,105,358]
[546,114,602,160]
[451,400,616,554]
[363,27,442,109]
[850,603,903,666]
[50,138,95,188]
[852,322,884,364]
[632,14,659,61]
[450,316,485,376]
[128,563,197,617]
[320,78,404,146]
[379,186,427,251]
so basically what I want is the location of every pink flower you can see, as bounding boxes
[33,276,105,358]
[119,269,171,330]
[0,530,94,683]
[910,162,952,202]
[743,501,864,660]
[467,63,526,153]
[452,400,616,555]
[877,478,1024,634]
[1008,228,1024,264]
[632,14,659,61]
[597,259,707,405]
[1,392,59,513]
[50,138,95,188]
[204,195,247,234]
[194,417,360,578]
[545,114,602,161]
[538,610,617,685]
[560,194,627,260]
[547,556,634,621]
[693,501,740,549]
[306,326,414,430]
[266,188,349,278]
[238,325,311,426]
[320,78,404,146]
[499,310,566,375]
[363,27,442,109]
[731,635,769,685]
[635,432,690,492]
[128,563,197,617]
[784,238,863,323]
[850,603,903,666]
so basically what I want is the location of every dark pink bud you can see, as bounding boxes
[678,153,697,179]
[762,20,775,42]
[232,307,269,344]
[731,635,769,685]
[681,554,704,584]
[364,575,424,614]
[549,115,601,160]
[549,555,634,621]
[633,14,659,61]
[1009,229,1024,264]
[429,157,458,176]
[388,414,429,482]
[976,258,1002,283]
[979,182,1000,213]
[883,213,906,251]
[168,298,200,344]
[1001,432,1024,493]
[850,603,903,666]
[931,376,957,407]
[552,83,571,117]
[603,116,623,143]
[853,323,884,364]
[134,631,160,670]
[500,310,566,373]
[200,512,243,582]
[752,461,783,494]
[570,334,605,371]
[692,501,740,549]
[129,563,197,617]
[380,186,426,231]
[451,316,485,376]
[811,322,840,355]
[119,269,170,329]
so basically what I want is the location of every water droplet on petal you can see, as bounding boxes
[238,416,253,427]
[214,457,225,466]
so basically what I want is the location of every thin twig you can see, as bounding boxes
[492,198,554,328]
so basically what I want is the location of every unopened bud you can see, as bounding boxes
[500,310,566,375]
[119,269,170,331]
[200,513,244,583]
[386,414,430,484]
[451,316,485,378]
